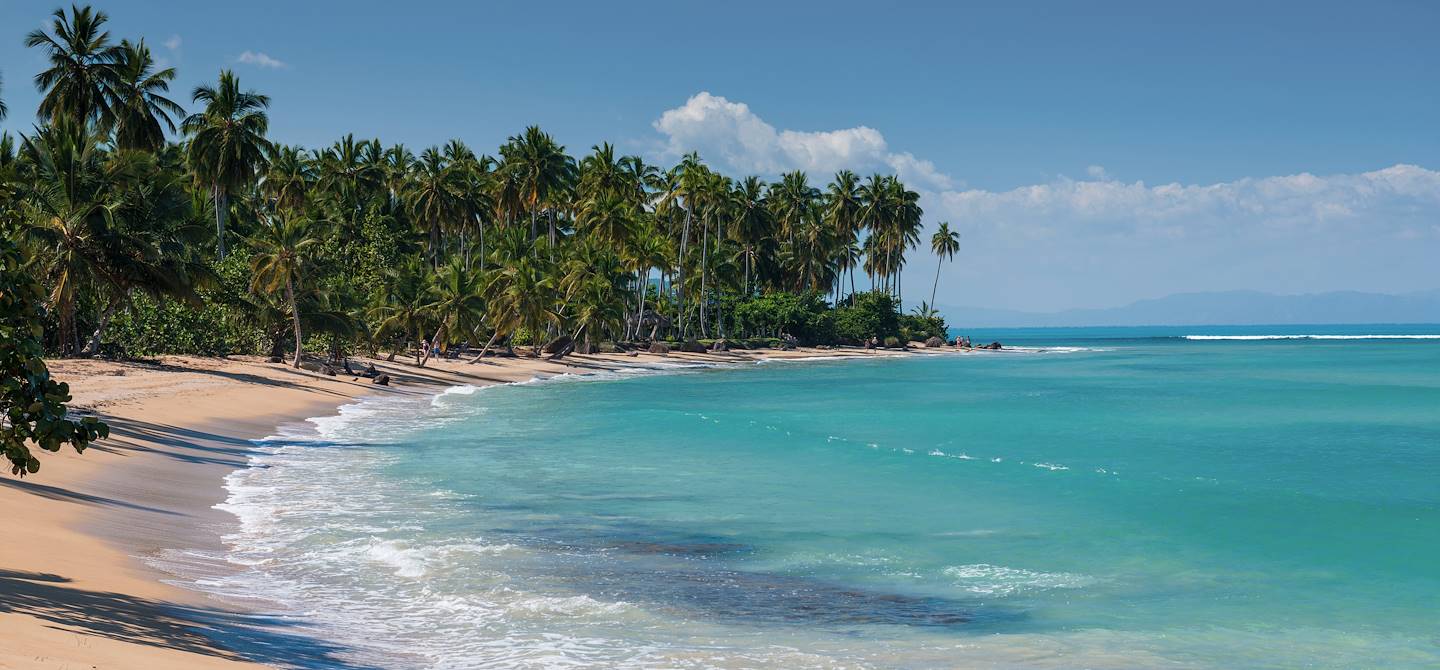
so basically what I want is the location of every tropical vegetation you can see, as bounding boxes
[1,5,960,379]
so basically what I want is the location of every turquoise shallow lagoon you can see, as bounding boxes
[206,325,1440,668]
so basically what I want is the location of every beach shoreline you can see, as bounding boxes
[2,345,927,669]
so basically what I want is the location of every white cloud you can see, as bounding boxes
[650,92,1440,311]
[163,34,182,50]
[653,92,955,190]
[929,165,1440,310]
[237,50,287,69]
[935,164,1440,240]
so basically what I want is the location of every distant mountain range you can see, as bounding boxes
[936,290,1440,327]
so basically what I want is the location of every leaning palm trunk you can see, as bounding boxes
[635,270,646,340]
[930,256,943,310]
[420,322,445,367]
[286,276,303,369]
[468,329,503,364]
[677,205,692,338]
[81,293,126,357]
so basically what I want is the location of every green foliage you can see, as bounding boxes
[1,236,107,476]
[834,291,901,343]
[731,292,835,345]
[883,335,901,348]
[899,311,948,342]
[106,293,243,356]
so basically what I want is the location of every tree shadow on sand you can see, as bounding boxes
[0,568,385,669]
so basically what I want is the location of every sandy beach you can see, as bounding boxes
[1,345,913,669]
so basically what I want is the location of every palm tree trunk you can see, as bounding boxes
[699,217,709,338]
[635,267,648,341]
[420,321,444,367]
[215,185,229,260]
[81,293,125,357]
[743,247,751,297]
[286,276,303,369]
[931,256,942,309]
[677,205,692,339]
[468,329,502,364]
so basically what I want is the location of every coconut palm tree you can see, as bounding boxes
[182,70,271,259]
[668,152,708,337]
[25,5,121,126]
[248,214,320,368]
[768,171,819,244]
[576,193,635,247]
[80,151,211,356]
[263,144,315,213]
[371,259,430,362]
[728,176,770,297]
[501,126,573,246]
[484,228,555,355]
[420,257,486,367]
[407,147,460,265]
[20,117,114,356]
[929,221,960,309]
[107,39,184,152]
[0,72,8,121]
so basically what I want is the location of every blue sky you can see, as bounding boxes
[2,1,1438,311]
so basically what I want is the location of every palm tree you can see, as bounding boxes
[929,221,960,309]
[420,258,486,367]
[263,145,315,213]
[729,176,770,297]
[577,193,635,247]
[0,72,8,121]
[20,117,113,356]
[484,229,554,355]
[371,259,430,362]
[25,5,121,126]
[81,151,211,355]
[502,126,573,246]
[108,39,184,151]
[668,152,708,337]
[406,147,459,265]
[769,171,819,244]
[183,70,271,259]
[248,215,320,368]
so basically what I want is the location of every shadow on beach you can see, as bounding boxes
[0,568,382,669]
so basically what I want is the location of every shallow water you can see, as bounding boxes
[196,325,1440,668]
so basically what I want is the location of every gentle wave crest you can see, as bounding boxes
[1184,334,1440,340]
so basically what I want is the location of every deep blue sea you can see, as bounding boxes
[197,325,1440,669]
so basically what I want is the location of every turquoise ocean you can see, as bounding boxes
[191,325,1440,669]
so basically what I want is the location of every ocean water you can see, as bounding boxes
[196,325,1440,669]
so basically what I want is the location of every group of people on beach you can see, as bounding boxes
[954,335,973,348]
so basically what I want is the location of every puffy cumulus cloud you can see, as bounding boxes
[237,50,287,69]
[653,92,955,190]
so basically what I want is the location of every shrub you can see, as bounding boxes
[899,311,948,342]
[883,336,901,348]
[834,292,901,343]
[731,292,835,344]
